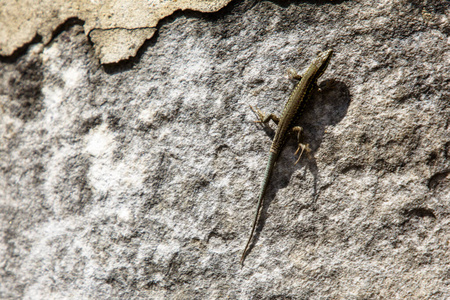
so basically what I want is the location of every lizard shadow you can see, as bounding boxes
[246,79,351,258]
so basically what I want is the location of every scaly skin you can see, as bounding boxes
[241,49,333,265]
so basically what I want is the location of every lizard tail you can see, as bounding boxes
[240,152,278,265]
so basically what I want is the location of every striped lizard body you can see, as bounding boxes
[241,49,333,265]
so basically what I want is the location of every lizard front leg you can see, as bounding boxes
[249,105,280,125]
[287,68,302,81]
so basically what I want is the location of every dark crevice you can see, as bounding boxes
[0,17,85,64]
[428,170,450,190]
[0,35,43,64]
[51,17,85,43]
[402,207,436,220]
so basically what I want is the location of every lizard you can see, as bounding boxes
[241,49,333,265]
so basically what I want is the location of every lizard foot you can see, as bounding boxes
[294,143,311,164]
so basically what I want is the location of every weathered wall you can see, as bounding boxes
[1,0,449,298]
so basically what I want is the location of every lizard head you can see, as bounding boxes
[313,49,333,79]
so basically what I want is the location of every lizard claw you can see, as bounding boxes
[294,143,311,164]
[249,105,265,123]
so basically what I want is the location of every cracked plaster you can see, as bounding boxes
[0,0,231,63]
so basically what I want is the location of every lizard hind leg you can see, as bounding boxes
[249,105,280,125]
[291,126,311,164]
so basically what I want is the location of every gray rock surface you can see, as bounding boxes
[1,0,449,299]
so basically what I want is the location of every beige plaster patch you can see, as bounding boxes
[0,0,231,64]
[89,28,157,63]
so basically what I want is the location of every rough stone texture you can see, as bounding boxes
[0,0,231,63]
[1,0,450,299]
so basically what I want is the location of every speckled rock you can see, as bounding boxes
[1,1,449,299]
